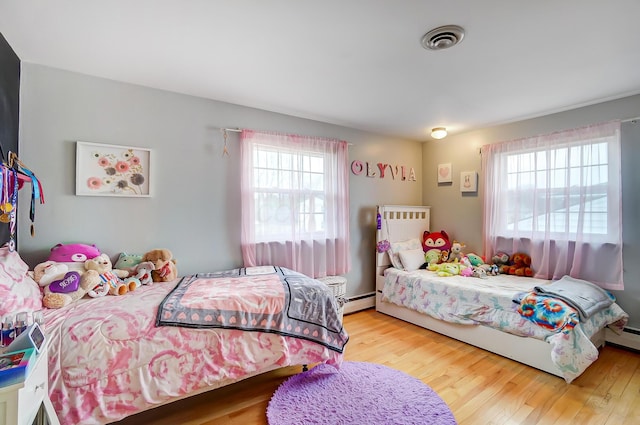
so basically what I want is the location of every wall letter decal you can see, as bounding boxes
[377,163,388,178]
[351,160,364,175]
[366,162,377,177]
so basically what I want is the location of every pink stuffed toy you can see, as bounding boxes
[48,243,101,273]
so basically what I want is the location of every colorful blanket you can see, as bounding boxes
[156,266,349,353]
[514,292,579,334]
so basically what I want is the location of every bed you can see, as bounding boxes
[0,251,347,425]
[375,205,628,383]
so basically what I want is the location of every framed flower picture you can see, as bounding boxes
[75,141,152,197]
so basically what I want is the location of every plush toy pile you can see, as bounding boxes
[418,230,534,279]
[33,243,178,309]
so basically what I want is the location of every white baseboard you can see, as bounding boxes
[343,292,375,315]
[605,327,640,351]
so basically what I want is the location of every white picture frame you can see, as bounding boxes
[460,171,478,192]
[75,141,152,197]
[437,163,452,183]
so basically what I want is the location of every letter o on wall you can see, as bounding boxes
[351,160,364,175]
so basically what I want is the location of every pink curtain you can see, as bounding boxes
[482,121,623,290]
[240,130,350,278]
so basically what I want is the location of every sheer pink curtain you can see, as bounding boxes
[482,121,623,290]
[240,130,350,278]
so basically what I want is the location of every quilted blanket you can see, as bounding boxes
[156,266,349,353]
[534,275,615,319]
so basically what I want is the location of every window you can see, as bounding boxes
[252,144,326,242]
[502,140,611,237]
[240,130,350,278]
[482,121,623,290]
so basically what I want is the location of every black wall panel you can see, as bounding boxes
[0,32,20,246]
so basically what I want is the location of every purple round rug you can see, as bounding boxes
[267,361,457,425]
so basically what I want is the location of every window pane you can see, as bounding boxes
[499,137,612,236]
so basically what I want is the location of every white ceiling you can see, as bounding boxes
[1,0,640,141]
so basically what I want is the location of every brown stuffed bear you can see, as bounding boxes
[142,249,178,282]
[508,252,534,277]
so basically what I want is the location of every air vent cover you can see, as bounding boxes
[421,25,465,50]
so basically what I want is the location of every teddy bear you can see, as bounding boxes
[47,243,101,273]
[34,261,107,309]
[508,252,534,277]
[134,261,155,285]
[84,254,140,295]
[142,249,178,282]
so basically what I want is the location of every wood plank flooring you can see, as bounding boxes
[114,308,640,425]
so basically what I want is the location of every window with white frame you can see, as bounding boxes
[501,139,611,238]
[240,130,350,278]
[482,120,623,289]
[252,143,327,242]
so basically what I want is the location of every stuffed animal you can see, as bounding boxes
[466,253,485,267]
[459,265,473,277]
[424,249,442,266]
[448,241,465,262]
[48,243,101,273]
[422,230,451,254]
[84,254,138,295]
[34,261,107,309]
[428,262,467,277]
[508,252,534,277]
[134,261,155,285]
[113,252,143,277]
[142,249,178,282]
[472,266,488,279]
[422,230,451,264]
[491,251,511,274]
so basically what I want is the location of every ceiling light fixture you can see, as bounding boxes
[431,127,448,139]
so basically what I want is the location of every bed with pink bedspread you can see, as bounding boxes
[43,266,347,425]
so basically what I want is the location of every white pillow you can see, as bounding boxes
[388,238,422,269]
[398,249,426,271]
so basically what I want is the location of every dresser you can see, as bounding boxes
[0,344,59,425]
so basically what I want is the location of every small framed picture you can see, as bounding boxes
[460,171,477,192]
[76,141,152,197]
[437,163,452,183]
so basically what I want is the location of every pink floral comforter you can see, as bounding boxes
[44,280,344,425]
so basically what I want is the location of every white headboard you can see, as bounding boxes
[376,205,430,275]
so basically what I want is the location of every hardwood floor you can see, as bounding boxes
[114,308,640,425]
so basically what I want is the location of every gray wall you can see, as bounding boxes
[17,63,423,299]
[17,63,639,327]
[422,95,640,328]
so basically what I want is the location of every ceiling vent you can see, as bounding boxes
[421,25,465,50]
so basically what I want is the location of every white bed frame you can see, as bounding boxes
[374,205,605,379]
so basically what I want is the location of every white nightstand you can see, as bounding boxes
[0,343,59,425]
